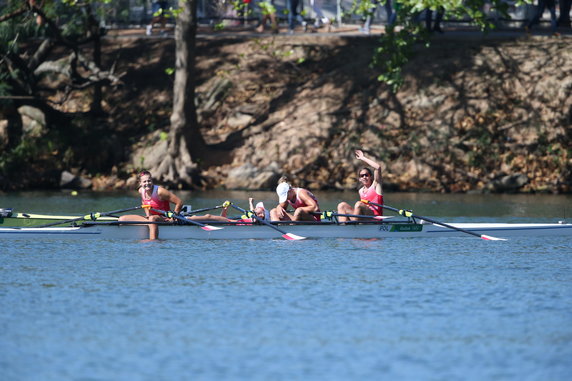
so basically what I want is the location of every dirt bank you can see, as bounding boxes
[3,32,571,193]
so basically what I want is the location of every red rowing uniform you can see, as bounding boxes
[288,188,321,221]
[140,185,170,215]
[359,184,383,215]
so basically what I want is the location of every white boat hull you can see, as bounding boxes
[0,222,570,240]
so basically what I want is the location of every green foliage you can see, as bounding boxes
[0,71,14,99]
[352,0,533,91]
[258,1,277,16]
[351,0,382,17]
[231,0,253,16]
[0,0,113,44]
[0,7,43,53]
[371,1,436,91]
[0,139,37,174]
[214,22,225,31]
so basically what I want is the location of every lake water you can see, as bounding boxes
[1,191,571,380]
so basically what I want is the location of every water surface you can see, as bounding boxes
[1,192,571,380]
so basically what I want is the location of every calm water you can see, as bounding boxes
[1,192,571,380]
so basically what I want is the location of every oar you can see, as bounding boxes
[183,204,225,215]
[228,203,305,240]
[149,208,222,232]
[32,205,145,228]
[361,200,507,241]
[312,211,392,221]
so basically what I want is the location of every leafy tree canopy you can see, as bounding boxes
[352,0,531,90]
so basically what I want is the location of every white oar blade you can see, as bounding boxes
[201,225,223,231]
[373,216,393,220]
[282,233,306,241]
[481,234,507,241]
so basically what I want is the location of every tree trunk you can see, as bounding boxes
[148,0,233,187]
[149,0,203,186]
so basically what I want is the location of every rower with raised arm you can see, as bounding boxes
[270,176,320,222]
[337,149,383,222]
[249,197,270,220]
[119,170,183,240]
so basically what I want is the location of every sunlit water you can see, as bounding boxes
[1,192,571,380]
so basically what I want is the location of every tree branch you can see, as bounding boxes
[0,6,27,23]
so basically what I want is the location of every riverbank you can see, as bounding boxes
[1,28,570,193]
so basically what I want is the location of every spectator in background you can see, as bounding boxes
[310,0,331,30]
[360,0,395,35]
[287,0,308,34]
[425,6,445,33]
[255,0,279,33]
[526,0,558,35]
[557,0,571,28]
[146,1,169,35]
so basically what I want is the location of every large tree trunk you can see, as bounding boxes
[150,0,231,188]
[150,0,204,186]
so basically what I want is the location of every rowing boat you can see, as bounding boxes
[0,219,570,240]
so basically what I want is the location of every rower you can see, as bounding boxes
[337,149,384,222]
[119,170,182,240]
[270,177,321,222]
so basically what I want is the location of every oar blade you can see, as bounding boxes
[481,234,507,241]
[282,233,306,241]
[200,225,223,231]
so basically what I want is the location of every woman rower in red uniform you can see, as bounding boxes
[270,176,320,222]
[337,149,384,222]
[119,170,183,240]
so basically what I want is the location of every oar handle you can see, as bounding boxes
[182,204,225,215]
[361,200,410,217]
[311,211,388,221]
[150,208,201,225]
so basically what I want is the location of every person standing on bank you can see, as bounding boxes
[119,170,182,240]
[271,177,320,221]
[337,150,384,222]
[146,1,169,36]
